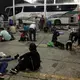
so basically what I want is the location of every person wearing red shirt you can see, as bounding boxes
[19,31,26,41]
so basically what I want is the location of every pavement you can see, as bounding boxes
[0,29,80,80]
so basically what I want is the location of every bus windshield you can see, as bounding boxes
[5,7,22,17]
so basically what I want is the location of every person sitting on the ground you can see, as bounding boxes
[69,31,78,43]
[19,31,26,41]
[7,27,15,40]
[66,39,72,51]
[0,28,11,41]
[51,29,60,43]
[10,43,41,74]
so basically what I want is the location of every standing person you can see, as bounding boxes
[39,15,45,30]
[16,19,19,29]
[18,19,23,28]
[35,16,39,31]
[23,24,29,40]
[0,14,4,27]
[46,20,52,31]
[29,22,36,41]
[23,24,29,34]
[10,43,41,74]
[9,19,13,26]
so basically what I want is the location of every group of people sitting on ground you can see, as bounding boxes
[0,43,41,75]
[51,27,79,51]
[51,28,65,49]
[19,22,36,42]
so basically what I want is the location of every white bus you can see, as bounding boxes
[5,3,79,24]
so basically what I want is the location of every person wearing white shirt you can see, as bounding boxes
[29,22,36,41]
[0,28,11,41]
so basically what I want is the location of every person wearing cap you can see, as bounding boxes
[10,43,41,74]
[29,22,36,41]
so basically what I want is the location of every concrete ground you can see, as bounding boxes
[0,28,80,80]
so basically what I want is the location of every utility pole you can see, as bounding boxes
[54,0,56,4]
[78,3,80,46]
[13,0,16,24]
[44,0,47,28]
[44,0,46,18]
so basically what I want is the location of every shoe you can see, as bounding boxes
[10,68,17,74]
[0,73,2,76]
[18,40,21,42]
[14,54,19,59]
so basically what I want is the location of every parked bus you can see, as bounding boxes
[5,3,79,24]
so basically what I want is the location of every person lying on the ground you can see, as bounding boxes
[10,43,41,74]
[0,28,11,41]
[0,62,8,75]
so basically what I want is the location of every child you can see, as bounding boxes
[19,31,26,41]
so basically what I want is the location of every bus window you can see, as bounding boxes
[61,5,77,11]
[9,8,13,16]
[15,7,22,14]
[47,5,77,12]
[5,8,10,16]
[47,5,57,12]
[23,6,44,12]
[56,0,74,3]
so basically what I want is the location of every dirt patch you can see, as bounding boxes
[52,63,58,68]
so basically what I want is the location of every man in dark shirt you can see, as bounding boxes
[10,43,41,74]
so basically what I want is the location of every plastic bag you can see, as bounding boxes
[47,41,54,47]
